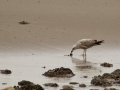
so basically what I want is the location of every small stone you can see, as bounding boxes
[0,69,12,74]
[83,76,88,78]
[100,62,113,67]
[19,21,29,25]
[2,83,7,85]
[69,82,79,84]
[61,85,74,90]
[43,83,59,87]
[42,66,46,68]
[79,83,86,87]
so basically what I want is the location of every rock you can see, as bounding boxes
[61,85,74,90]
[91,69,120,87]
[83,76,88,78]
[79,83,86,87]
[91,75,112,86]
[100,62,113,67]
[1,87,15,90]
[43,67,75,77]
[2,83,7,85]
[14,80,44,90]
[0,69,12,74]
[69,82,79,84]
[18,80,34,86]
[19,21,29,25]
[43,83,59,87]
[104,88,118,90]
[14,84,44,90]
[90,89,99,90]
[42,66,46,68]
[111,69,120,76]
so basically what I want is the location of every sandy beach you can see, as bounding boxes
[0,0,120,90]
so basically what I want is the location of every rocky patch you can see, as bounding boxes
[83,76,88,78]
[18,80,34,86]
[0,69,12,74]
[79,83,86,87]
[19,21,29,25]
[100,62,113,67]
[61,85,74,90]
[69,82,79,84]
[104,88,118,90]
[14,80,44,90]
[91,69,120,87]
[43,67,75,77]
[43,83,58,87]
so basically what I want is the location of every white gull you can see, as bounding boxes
[70,39,104,56]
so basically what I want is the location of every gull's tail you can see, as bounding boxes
[94,40,104,45]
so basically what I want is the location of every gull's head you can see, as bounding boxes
[72,45,77,50]
[70,45,77,56]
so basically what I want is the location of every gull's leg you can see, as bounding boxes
[85,49,86,56]
[83,54,87,62]
[81,49,85,56]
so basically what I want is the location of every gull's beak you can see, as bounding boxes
[70,48,74,56]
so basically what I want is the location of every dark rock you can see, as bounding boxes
[43,83,59,87]
[91,75,112,86]
[79,83,86,87]
[69,82,79,84]
[100,62,113,67]
[18,80,33,86]
[42,66,46,68]
[22,84,43,90]
[111,69,120,76]
[61,85,74,90]
[14,80,44,90]
[104,88,118,90]
[43,67,75,77]
[83,76,88,78]
[90,89,99,90]
[91,69,120,87]
[19,21,29,25]
[0,69,12,74]
[2,83,7,85]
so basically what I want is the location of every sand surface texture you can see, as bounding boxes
[0,0,120,90]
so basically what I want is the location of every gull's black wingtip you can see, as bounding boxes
[95,40,104,45]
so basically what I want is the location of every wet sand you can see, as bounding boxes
[0,0,120,90]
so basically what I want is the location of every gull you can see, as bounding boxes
[70,39,104,56]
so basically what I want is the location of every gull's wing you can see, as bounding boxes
[77,39,96,48]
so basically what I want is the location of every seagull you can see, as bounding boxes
[70,39,104,56]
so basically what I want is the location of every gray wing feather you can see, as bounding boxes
[77,39,95,48]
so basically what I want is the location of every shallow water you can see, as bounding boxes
[0,0,120,89]
[0,48,120,90]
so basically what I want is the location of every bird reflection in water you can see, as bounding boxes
[70,55,97,70]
